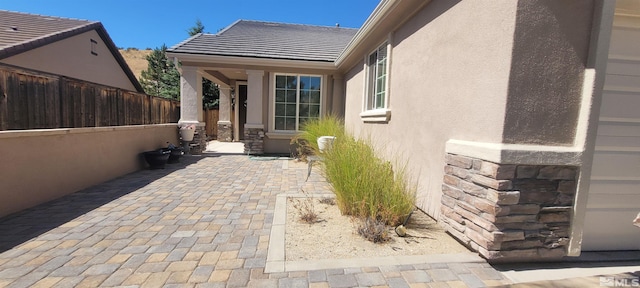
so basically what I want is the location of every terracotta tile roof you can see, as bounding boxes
[168,20,358,62]
[0,10,143,92]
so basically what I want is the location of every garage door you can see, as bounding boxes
[582,8,640,251]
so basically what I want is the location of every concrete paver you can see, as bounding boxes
[0,152,633,287]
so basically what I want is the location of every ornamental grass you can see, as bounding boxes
[297,116,416,226]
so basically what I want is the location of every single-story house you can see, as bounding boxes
[167,0,639,262]
[0,10,143,92]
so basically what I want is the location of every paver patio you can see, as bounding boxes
[0,152,510,287]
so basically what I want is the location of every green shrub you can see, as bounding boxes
[298,117,416,226]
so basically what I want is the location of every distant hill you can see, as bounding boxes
[119,48,152,81]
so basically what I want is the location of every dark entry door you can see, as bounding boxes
[238,84,247,140]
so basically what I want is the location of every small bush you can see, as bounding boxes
[357,217,389,243]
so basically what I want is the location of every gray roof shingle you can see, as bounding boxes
[168,20,358,62]
[0,10,143,92]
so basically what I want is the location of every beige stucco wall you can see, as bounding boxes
[503,0,595,145]
[1,30,137,91]
[0,124,178,218]
[343,0,597,217]
[344,1,518,216]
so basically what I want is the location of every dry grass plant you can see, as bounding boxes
[291,189,318,224]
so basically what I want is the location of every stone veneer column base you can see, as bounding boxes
[244,127,264,155]
[185,125,207,155]
[440,153,578,263]
[217,122,232,142]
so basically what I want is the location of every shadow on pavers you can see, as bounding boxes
[0,154,212,253]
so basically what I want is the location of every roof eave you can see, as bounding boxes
[167,52,338,71]
[335,0,432,70]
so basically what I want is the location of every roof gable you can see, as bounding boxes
[169,20,358,62]
[0,10,144,92]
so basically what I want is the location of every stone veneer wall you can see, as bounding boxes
[191,126,207,154]
[217,122,232,142]
[180,126,207,155]
[440,153,578,263]
[244,127,264,155]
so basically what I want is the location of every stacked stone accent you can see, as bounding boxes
[180,126,207,155]
[217,122,233,142]
[191,126,207,154]
[440,153,578,263]
[244,127,264,155]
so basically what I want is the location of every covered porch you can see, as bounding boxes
[166,20,358,155]
[169,60,346,155]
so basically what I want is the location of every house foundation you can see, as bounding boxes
[439,153,577,263]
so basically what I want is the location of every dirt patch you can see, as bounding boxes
[285,196,471,261]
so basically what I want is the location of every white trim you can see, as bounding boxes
[359,108,391,123]
[363,40,391,114]
[385,35,393,109]
[445,139,583,166]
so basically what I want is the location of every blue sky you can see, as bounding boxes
[1,0,379,49]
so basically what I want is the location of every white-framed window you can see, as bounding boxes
[273,74,322,131]
[366,42,388,111]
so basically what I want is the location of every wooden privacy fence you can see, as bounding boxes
[204,109,219,139]
[0,64,179,130]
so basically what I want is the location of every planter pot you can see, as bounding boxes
[163,147,183,164]
[143,149,170,169]
[180,128,195,141]
[317,136,336,152]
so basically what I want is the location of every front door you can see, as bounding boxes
[236,84,248,140]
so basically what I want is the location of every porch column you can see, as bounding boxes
[179,66,202,124]
[244,70,265,154]
[331,74,344,117]
[217,85,232,142]
[178,66,205,154]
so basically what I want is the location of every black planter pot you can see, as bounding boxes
[143,149,170,169]
[163,147,184,164]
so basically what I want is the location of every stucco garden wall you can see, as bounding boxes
[0,124,178,218]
